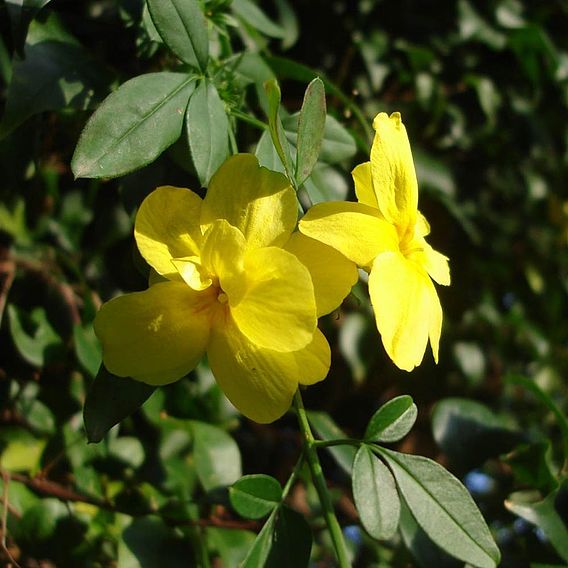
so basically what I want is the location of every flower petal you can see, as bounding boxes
[370,112,418,230]
[421,242,451,286]
[207,318,329,423]
[200,219,246,299]
[135,186,203,279]
[94,282,213,385]
[415,212,430,238]
[368,251,442,371]
[230,247,317,352]
[299,201,398,267]
[201,154,297,249]
[352,161,378,208]
[284,232,358,316]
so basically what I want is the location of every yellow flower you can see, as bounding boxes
[299,112,450,371]
[94,154,357,423]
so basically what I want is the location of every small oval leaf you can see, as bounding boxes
[72,72,195,179]
[365,395,417,442]
[191,420,242,491]
[186,80,230,186]
[295,77,326,186]
[230,474,283,520]
[147,0,209,70]
[353,445,400,540]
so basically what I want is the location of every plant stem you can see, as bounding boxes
[230,109,268,130]
[293,390,350,568]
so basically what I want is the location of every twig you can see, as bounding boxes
[1,470,22,568]
[0,258,15,328]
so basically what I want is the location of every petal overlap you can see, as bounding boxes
[284,232,358,316]
[230,247,317,352]
[208,318,330,423]
[201,154,297,250]
[299,201,398,267]
[135,186,203,279]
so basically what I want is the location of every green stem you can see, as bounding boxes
[230,109,268,130]
[293,390,350,568]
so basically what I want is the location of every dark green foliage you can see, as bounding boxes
[2,0,568,566]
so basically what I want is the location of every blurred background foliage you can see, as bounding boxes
[1,0,568,566]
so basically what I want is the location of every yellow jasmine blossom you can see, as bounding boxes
[299,112,450,371]
[94,154,357,423]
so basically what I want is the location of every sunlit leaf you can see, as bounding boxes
[353,445,400,540]
[230,475,283,520]
[295,77,326,185]
[378,448,501,568]
[505,485,568,563]
[365,395,417,443]
[72,73,195,179]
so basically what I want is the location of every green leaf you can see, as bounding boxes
[0,429,46,472]
[365,395,417,443]
[274,0,299,49]
[507,374,568,466]
[431,397,521,471]
[505,486,568,563]
[83,365,156,443]
[147,0,208,71]
[5,0,52,55]
[353,446,400,540]
[377,448,500,568]
[119,516,193,568]
[266,506,312,568]
[207,527,256,568]
[282,113,357,164]
[241,509,277,568]
[302,163,349,204]
[7,304,63,367]
[14,499,68,547]
[186,80,230,186]
[191,420,242,491]
[264,79,295,183]
[307,411,356,475]
[231,0,286,39]
[0,16,111,138]
[295,77,326,185]
[503,442,558,494]
[398,499,458,568]
[73,323,102,378]
[256,129,285,173]
[18,399,55,435]
[230,475,283,520]
[108,437,146,469]
[71,72,195,179]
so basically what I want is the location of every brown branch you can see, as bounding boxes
[0,468,261,532]
[0,258,15,327]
